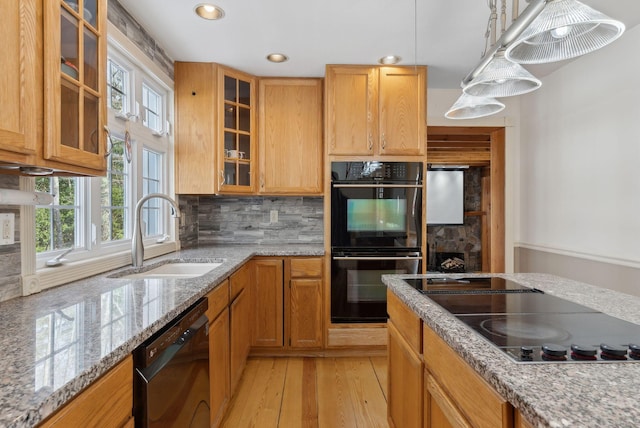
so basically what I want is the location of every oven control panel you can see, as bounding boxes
[331,161,422,182]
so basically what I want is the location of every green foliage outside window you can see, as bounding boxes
[35,178,77,253]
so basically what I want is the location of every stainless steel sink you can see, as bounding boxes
[109,260,224,279]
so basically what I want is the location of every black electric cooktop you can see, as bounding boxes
[403,276,640,363]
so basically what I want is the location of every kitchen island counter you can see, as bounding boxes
[0,244,323,428]
[383,273,640,428]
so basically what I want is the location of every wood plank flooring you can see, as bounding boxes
[221,357,389,428]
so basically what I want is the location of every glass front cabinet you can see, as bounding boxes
[218,67,256,193]
[43,0,107,172]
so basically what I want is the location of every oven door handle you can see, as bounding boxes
[332,184,422,188]
[332,256,423,261]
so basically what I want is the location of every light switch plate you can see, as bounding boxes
[270,210,278,223]
[0,213,15,245]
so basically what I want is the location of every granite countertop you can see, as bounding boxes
[0,244,324,428]
[383,273,640,428]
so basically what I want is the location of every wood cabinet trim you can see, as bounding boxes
[206,279,230,321]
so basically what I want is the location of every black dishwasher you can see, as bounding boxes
[133,298,210,427]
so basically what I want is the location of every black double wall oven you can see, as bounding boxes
[331,162,423,323]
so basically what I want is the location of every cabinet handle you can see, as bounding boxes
[104,126,114,158]
[381,132,386,149]
[220,170,225,186]
[260,174,264,189]
[368,133,373,151]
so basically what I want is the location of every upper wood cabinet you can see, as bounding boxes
[258,78,323,195]
[175,62,256,194]
[43,0,107,171]
[325,65,427,157]
[0,0,107,175]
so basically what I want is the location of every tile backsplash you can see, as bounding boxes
[178,196,324,247]
[0,175,22,302]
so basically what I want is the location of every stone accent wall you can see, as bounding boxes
[0,175,23,302]
[107,0,175,79]
[427,167,483,272]
[178,196,324,247]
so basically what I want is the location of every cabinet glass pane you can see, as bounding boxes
[61,8,79,80]
[238,163,251,186]
[224,104,236,129]
[239,80,251,106]
[84,0,98,29]
[61,81,80,149]
[239,134,250,159]
[84,27,98,90]
[224,131,235,151]
[84,92,99,154]
[224,76,236,102]
[224,162,236,185]
[238,107,250,132]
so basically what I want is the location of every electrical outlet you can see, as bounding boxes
[0,213,15,245]
[270,210,278,223]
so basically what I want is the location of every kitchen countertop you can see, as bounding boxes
[0,244,324,428]
[383,273,640,428]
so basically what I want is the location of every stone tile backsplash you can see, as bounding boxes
[178,196,324,247]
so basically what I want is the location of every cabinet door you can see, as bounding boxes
[378,66,426,156]
[218,66,256,193]
[289,278,323,348]
[425,373,471,428]
[388,320,423,428]
[175,62,217,194]
[0,0,37,161]
[210,308,230,428]
[43,0,107,172]
[230,286,251,392]
[259,78,323,195]
[325,66,378,155]
[252,259,284,347]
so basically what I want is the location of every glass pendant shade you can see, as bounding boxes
[445,93,505,120]
[463,53,542,97]
[505,0,625,64]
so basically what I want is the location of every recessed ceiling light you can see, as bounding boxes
[195,4,225,20]
[379,55,401,65]
[266,53,289,63]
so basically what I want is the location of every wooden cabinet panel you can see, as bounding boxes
[425,373,471,428]
[175,62,217,194]
[230,286,251,392]
[290,257,323,278]
[258,78,323,195]
[325,65,426,157]
[206,279,229,321]
[387,320,423,428]
[424,324,513,428]
[0,0,37,161]
[515,410,534,428]
[378,67,426,156]
[387,290,421,354]
[325,66,378,155]
[252,259,284,347]
[210,307,230,428]
[289,278,323,348]
[230,261,252,300]
[38,356,133,428]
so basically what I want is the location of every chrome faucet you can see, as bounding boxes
[132,193,181,268]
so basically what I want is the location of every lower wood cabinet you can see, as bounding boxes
[229,262,252,392]
[206,280,230,428]
[251,256,324,351]
[387,291,423,428]
[38,356,133,428]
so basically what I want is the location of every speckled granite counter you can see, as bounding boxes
[383,273,640,428]
[0,244,323,428]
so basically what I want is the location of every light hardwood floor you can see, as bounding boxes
[221,356,389,428]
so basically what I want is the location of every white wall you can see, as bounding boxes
[518,25,640,269]
[428,89,521,272]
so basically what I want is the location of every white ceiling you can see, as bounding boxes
[117,0,640,89]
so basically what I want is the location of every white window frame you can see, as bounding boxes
[21,23,177,295]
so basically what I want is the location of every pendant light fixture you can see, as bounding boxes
[445,93,505,120]
[505,0,625,64]
[463,50,541,98]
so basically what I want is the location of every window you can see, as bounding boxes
[142,83,163,133]
[107,59,129,115]
[32,36,174,278]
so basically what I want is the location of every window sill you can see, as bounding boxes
[24,242,180,295]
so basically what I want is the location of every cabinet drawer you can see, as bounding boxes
[423,325,513,428]
[206,280,230,321]
[387,290,421,354]
[290,257,323,278]
[39,356,133,428]
[230,262,251,300]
